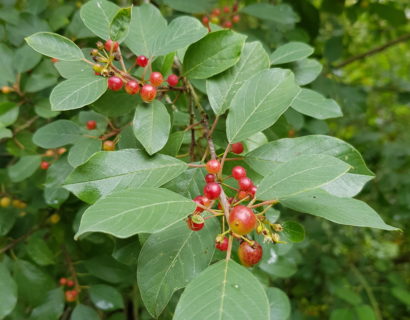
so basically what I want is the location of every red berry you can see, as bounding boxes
[223,6,230,13]
[59,278,67,286]
[238,190,248,200]
[231,142,244,154]
[223,21,233,28]
[216,237,229,251]
[140,84,157,102]
[238,177,252,191]
[187,215,204,231]
[86,120,97,130]
[232,15,240,23]
[238,241,263,267]
[232,166,246,180]
[205,174,215,183]
[202,16,209,25]
[103,140,115,151]
[40,161,50,170]
[206,159,221,174]
[105,39,119,52]
[229,205,256,235]
[51,58,59,63]
[108,76,123,91]
[193,195,208,213]
[212,8,221,16]
[150,72,163,87]
[66,279,75,287]
[65,290,78,303]
[136,55,148,67]
[249,185,257,198]
[233,3,238,12]
[203,182,221,200]
[125,80,140,95]
[167,74,179,87]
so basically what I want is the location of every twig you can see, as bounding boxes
[187,163,205,168]
[249,199,279,208]
[13,116,39,134]
[0,226,40,254]
[62,246,81,293]
[226,236,233,261]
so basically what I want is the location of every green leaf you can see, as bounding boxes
[133,101,170,155]
[183,30,246,79]
[151,16,207,56]
[282,221,305,243]
[256,154,350,200]
[24,59,59,93]
[0,44,15,87]
[0,128,12,139]
[30,288,64,320]
[292,88,343,120]
[0,263,17,320]
[164,167,206,199]
[207,41,270,115]
[138,219,219,317]
[0,210,16,236]
[293,58,322,85]
[163,0,217,14]
[50,73,108,111]
[0,102,19,127]
[174,260,270,320]
[75,188,196,239]
[281,189,398,230]
[125,4,167,57]
[110,7,132,43]
[226,68,299,143]
[44,156,73,207]
[33,120,81,148]
[266,288,291,320]
[68,137,102,167]
[271,42,314,65]
[71,304,100,320]
[91,90,136,116]
[245,135,374,197]
[89,284,124,311]
[64,149,187,203]
[7,155,41,183]
[84,255,133,284]
[34,99,61,119]
[15,44,42,73]
[80,0,119,40]
[160,131,185,156]
[392,287,410,306]
[26,236,55,266]
[54,60,90,79]
[25,32,84,61]
[355,305,377,320]
[242,3,299,25]
[330,308,356,320]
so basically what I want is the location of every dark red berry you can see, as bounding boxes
[140,84,157,102]
[232,15,240,23]
[202,16,209,25]
[65,290,78,303]
[212,8,221,16]
[223,21,233,28]
[203,182,221,200]
[238,241,263,267]
[136,55,148,67]
[86,120,97,130]
[249,185,257,198]
[167,74,179,87]
[108,76,123,91]
[206,159,221,174]
[66,279,75,287]
[125,80,140,95]
[229,205,256,235]
[59,278,67,286]
[40,161,50,170]
[216,237,229,251]
[231,142,244,154]
[105,39,119,52]
[232,166,246,180]
[150,72,163,87]
[205,174,216,183]
[187,215,204,231]
[223,6,230,13]
[193,195,208,213]
[238,177,252,191]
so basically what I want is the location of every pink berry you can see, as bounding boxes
[238,177,252,191]
[150,72,163,87]
[167,74,179,87]
[136,55,148,67]
[232,166,246,180]
[108,76,123,91]
[125,80,140,95]
[206,159,221,174]
[203,182,221,200]
[140,84,157,102]
[105,40,119,52]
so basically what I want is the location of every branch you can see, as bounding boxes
[334,33,410,68]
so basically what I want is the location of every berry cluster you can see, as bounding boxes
[185,142,283,267]
[201,3,240,29]
[91,40,180,103]
[39,147,67,170]
[59,277,78,303]
[0,196,27,209]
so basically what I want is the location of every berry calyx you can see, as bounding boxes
[229,205,256,235]
[232,15,240,23]
[205,174,216,183]
[206,159,221,174]
[40,161,50,170]
[238,240,263,267]
[108,76,123,91]
[59,277,67,286]
[232,166,246,180]
[223,21,233,29]
[136,55,148,67]
[187,215,204,231]
[86,120,97,130]
[215,237,229,251]
[150,72,163,87]
[238,177,252,191]
[103,140,115,151]
[65,290,78,303]
[0,197,11,208]
[203,182,221,200]
[125,80,140,95]
[193,195,208,213]
[140,84,157,102]
[231,142,244,154]
[167,74,179,87]
[104,39,119,52]
[66,279,75,287]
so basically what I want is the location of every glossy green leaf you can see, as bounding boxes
[89,284,124,311]
[91,90,136,116]
[242,3,299,25]
[33,120,81,148]
[30,288,64,320]
[76,188,196,238]
[160,131,185,156]
[50,73,108,111]
[163,167,206,199]
[257,154,350,200]
[183,30,246,79]
[207,41,270,115]
[7,155,41,182]
[110,7,132,43]
[271,42,314,65]
[282,221,305,243]
[266,288,291,320]
[0,44,15,87]
[68,137,102,167]
[281,189,398,230]
[64,149,186,203]
[226,68,299,143]
[133,100,170,155]
[163,0,217,14]
[25,32,84,61]
[151,16,207,56]
[125,4,167,57]
[292,88,343,119]
[71,304,100,320]
[80,0,119,40]
[138,219,219,317]
[0,263,17,320]
[44,156,73,207]
[293,58,322,85]
[54,60,90,79]
[26,236,55,266]
[174,260,270,320]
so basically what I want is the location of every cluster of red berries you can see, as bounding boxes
[201,3,240,29]
[39,147,67,170]
[59,277,78,302]
[91,40,179,103]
